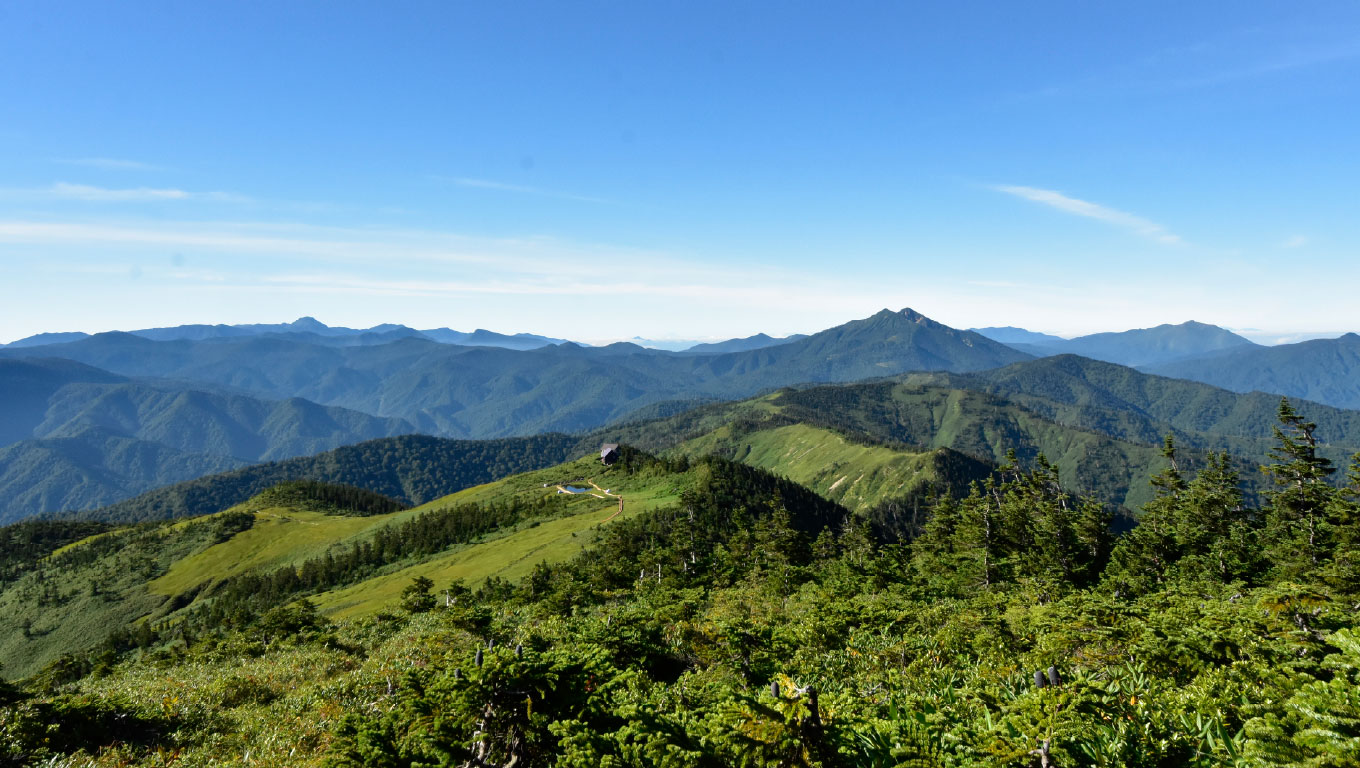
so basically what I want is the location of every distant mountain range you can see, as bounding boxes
[0,309,1024,520]
[4,307,1359,524]
[1147,332,1360,410]
[674,332,808,355]
[1,317,810,355]
[72,349,1360,528]
[975,321,1360,409]
[969,326,1067,346]
[0,317,573,351]
[974,320,1258,367]
[0,358,415,523]
[0,309,1028,437]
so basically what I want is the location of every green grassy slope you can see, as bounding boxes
[310,454,698,618]
[596,381,1168,512]
[673,422,944,512]
[0,450,744,678]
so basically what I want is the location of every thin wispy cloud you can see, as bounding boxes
[0,216,905,319]
[54,157,166,172]
[1007,30,1360,103]
[0,182,251,203]
[51,182,191,201]
[438,176,615,205]
[1170,38,1360,90]
[1281,234,1309,249]
[992,184,1182,245]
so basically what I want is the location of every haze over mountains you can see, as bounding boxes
[0,317,573,351]
[2,307,1359,523]
[974,320,1360,408]
[973,320,1259,367]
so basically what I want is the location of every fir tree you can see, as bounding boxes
[400,576,437,613]
[1263,398,1338,579]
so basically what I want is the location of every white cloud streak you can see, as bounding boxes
[49,182,191,201]
[53,157,166,172]
[0,183,250,203]
[993,184,1183,245]
[0,217,912,321]
[439,176,615,204]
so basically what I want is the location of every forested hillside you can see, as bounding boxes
[75,433,582,523]
[1150,332,1360,410]
[3,406,1360,766]
[597,379,1265,514]
[0,358,416,522]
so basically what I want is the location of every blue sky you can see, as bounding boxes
[2,1,1358,344]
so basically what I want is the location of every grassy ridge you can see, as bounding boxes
[0,451,693,677]
[674,422,941,512]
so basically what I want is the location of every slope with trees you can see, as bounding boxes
[4,405,1360,766]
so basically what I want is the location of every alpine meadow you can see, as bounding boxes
[4,3,1360,768]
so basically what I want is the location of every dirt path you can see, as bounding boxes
[598,501,624,523]
[587,481,617,497]
[592,479,625,523]
[554,482,624,521]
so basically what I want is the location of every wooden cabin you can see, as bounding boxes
[600,443,620,465]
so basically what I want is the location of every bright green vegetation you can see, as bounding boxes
[606,380,1167,513]
[148,507,400,599]
[602,357,1360,518]
[3,405,1360,767]
[308,455,688,619]
[675,422,960,512]
[313,506,616,619]
[0,452,691,678]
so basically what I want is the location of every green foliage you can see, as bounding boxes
[399,577,436,614]
[910,451,1113,596]
[1244,628,1360,766]
[8,413,1360,767]
[83,433,581,523]
[1263,398,1340,580]
[259,480,409,516]
[0,519,112,583]
[1106,441,1259,593]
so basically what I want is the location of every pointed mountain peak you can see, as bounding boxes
[291,317,328,330]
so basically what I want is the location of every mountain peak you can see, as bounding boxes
[291,317,328,330]
[867,307,933,324]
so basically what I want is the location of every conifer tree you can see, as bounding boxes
[1323,453,1360,591]
[1263,398,1338,579]
[400,575,437,613]
[1180,451,1259,584]
[1106,435,1186,593]
[1245,628,1360,766]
